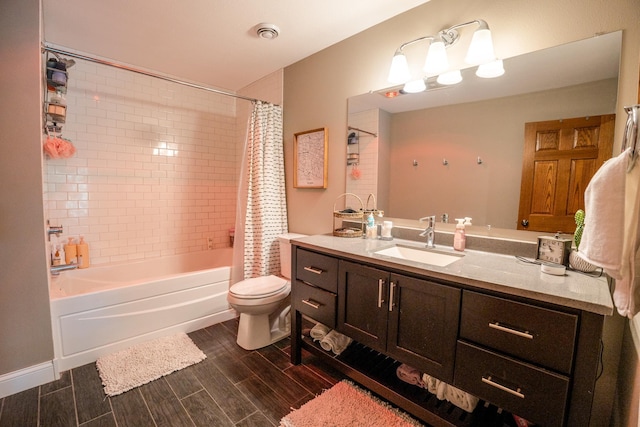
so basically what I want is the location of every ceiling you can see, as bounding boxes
[42,0,430,91]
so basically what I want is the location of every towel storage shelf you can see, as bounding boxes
[290,239,606,427]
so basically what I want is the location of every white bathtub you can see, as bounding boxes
[50,249,236,374]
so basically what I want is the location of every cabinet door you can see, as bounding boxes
[387,273,461,382]
[337,260,389,353]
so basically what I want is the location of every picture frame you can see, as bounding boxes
[293,127,328,188]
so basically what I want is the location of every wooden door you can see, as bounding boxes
[386,274,460,382]
[337,260,389,353]
[517,115,614,232]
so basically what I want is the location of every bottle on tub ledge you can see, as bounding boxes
[64,237,77,265]
[76,236,90,269]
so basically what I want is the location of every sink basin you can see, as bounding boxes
[374,245,464,267]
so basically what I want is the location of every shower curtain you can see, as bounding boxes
[232,101,288,284]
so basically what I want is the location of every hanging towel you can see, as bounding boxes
[310,323,330,342]
[396,364,425,388]
[613,152,640,317]
[578,148,629,279]
[320,330,353,355]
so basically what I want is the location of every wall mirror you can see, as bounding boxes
[347,31,621,229]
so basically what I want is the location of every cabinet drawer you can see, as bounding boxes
[296,249,338,293]
[460,291,577,374]
[455,341,569,427]
[294,281,336,328]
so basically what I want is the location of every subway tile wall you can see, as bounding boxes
[43,60,281,265]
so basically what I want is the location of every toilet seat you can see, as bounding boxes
[229,275,289,299]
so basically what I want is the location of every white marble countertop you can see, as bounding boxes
[292,234,614,316]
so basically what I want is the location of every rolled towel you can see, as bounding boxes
[310,323,330,342]
[320,330,353,355]
[396,364,425,388]
[422,374,446,400]
[444,384,479,413]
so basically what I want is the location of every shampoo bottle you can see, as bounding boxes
[64,237,77,265]
[77,236,90,269]
[454,218,466,251]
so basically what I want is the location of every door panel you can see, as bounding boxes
[386,274,460,382]
[518,115,614,232]
[337,260,388,352]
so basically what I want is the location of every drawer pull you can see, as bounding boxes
[489,322,533,340]
[482,376,525,399]
[377,279,385,308]
[303,266,324,275]
[389,281,396,312]
[302,299,321,309]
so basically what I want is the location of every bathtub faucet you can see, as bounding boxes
[50,263,78,276]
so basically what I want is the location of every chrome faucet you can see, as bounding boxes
[419,215,436,248]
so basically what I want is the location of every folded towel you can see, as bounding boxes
[320,330,352,355]
[396,364,425,388]
[578,148,629,279]
[310,323,330,342]
[444,383,479,413]
[422,374,478,413]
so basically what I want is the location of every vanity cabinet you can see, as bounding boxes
[290,241,607,427]
[337,260,460,382]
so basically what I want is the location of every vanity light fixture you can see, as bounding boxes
[387,19,503,92]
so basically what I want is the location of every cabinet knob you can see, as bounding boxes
[521,219,529,228]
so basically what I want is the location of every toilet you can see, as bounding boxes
[227,233,306,350]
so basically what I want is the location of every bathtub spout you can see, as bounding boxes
[50,263,78,275]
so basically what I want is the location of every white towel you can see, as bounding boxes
[421,374,478,413]
[578,148,629,279]
[320,330,352,355]
[613,152,640,317]
[310,323,330,342]
[444,383,480,413]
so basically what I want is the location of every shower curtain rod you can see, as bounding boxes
[348,126,377,137]
[42,45,274,105]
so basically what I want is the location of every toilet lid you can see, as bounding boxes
[229,275,289,298]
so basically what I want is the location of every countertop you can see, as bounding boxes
[291,234,614,316]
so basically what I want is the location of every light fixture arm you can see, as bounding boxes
[438,19,489,47]
[396,35,437,54]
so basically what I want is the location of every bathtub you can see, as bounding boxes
[50,249,236,374]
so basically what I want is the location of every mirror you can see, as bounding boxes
[347,31,621,229]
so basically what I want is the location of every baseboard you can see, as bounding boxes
[0,361,56,399]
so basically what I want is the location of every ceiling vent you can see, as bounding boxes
[256,23,280,40]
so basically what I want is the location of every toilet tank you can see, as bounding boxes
[278,233,307,279]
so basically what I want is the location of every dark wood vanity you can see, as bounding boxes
[290,236,612,427]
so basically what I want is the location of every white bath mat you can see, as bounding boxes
[96,332,206,396]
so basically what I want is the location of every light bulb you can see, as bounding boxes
[423,41,449,75]
[403,79,427,93]
[465,28,496,65]
[388,51,411,84]
[476,59,505,78]
[437,70,463,85]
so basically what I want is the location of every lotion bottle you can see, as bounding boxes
[64,237,77,265]
[454,218,466,251]
[77,236,90,269]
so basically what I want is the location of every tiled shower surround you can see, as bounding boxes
[44,59,252,265]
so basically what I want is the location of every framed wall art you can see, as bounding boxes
[294,127,328,188]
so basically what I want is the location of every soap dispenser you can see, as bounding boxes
[454,218,466,251]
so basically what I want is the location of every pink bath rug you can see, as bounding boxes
[96,332,206,396]
[280,380,424,427]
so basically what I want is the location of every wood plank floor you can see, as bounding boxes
[0,318,348,427]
